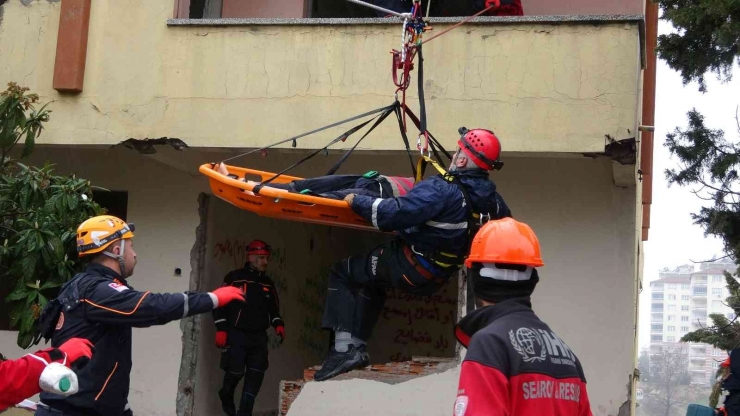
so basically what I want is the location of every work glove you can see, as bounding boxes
[57,338,94,368]
[215,331,228,348]
[210,286,246,308]
[275,326,285,343]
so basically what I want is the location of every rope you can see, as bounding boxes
[325,104,398,175]
[421,4,496,45]
[219,103,398,164]
[256,106,396,188]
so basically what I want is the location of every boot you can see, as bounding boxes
[218,387,236,416]
[314,345,370,381]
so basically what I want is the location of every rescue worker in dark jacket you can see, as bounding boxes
[314,128,512,381]
[34,215,246,416]
[214,240,285,416]
[453,218,592,416]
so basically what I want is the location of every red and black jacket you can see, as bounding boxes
[454,298,592,416]
[0,348,66,411]
[213,264,284,332]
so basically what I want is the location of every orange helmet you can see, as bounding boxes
[76,215,135,257]
[465,218,544,268]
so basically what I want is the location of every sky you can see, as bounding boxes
[637,21,740,350]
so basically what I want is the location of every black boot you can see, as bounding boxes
[314,345,370,382]
[219,373,241,416]
[218,387,236,416]
[236,391,255,416]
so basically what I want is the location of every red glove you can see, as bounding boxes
[275,326,285,342]
[57,338,94,367]
[211,286,246,308]
[485,0,501,7]
[215,331,228,348]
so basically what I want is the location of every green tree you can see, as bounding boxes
[655,0,740,93]
[0,82,104,348]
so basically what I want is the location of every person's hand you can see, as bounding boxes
[215,331,228,348]
[58,338,94,367]
[275,326,285,342]
[211,286,246,308]
[344,194,356,206]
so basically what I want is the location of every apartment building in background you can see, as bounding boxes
[650,259,737,385]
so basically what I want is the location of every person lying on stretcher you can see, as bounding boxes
[215,162,415,200]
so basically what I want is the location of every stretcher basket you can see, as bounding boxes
[199,163,380,232]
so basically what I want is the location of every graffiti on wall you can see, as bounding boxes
[378,285,457,362]
[211,238,457,363]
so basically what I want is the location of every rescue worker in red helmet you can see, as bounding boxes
[314,127,512,381]
[34,215,246,416]
[213,239,285,416]
[453,218,593,416]
[0,338,93,411]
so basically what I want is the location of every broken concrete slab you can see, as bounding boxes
[286,366,460,416]
[280,357,458,415]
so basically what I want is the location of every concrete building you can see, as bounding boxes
[0,0,657,415]
[649,259,737,385]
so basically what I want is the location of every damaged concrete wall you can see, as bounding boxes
[277,154,638,416]
[193,196,458,415]
[0,145,637,415]
[0,0,640,154]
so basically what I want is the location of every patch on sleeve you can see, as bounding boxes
[454,395,468,416]
[108,282,129,292]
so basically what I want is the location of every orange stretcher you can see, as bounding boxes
[199,163,380,232]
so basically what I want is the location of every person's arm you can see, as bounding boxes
[266,277,285,341]
[83,280,244,327]
[350,178,448,232]
[0,338,93,411]
[455,359,510,416]
[212,273,236,347]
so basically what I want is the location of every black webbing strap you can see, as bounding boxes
[418,43,427,135]
[394,105,417,178]
[402,104,453,162]
[325,103,398,175]
[448,176,481,251]
[254,111,388,191]
[220,102,399,164]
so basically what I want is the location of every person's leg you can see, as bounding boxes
[219,330,248,416]
[316,244,392,381]
[237,332,269,416]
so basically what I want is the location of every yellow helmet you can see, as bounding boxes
[76,215,135,257]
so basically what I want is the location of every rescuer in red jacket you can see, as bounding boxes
[0,337,93,411]
[453,218,592,416]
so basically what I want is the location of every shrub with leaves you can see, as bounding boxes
[0,82,104,348]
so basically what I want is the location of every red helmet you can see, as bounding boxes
[457,127,503,171]
[246,239,272,256]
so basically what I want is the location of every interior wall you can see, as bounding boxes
[221,0,306,18]
[193,196,458,415]
[225,0,643,18]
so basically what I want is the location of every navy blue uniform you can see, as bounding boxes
[35,263,216,416]
[321,169,511,341]
[213,264,284,416]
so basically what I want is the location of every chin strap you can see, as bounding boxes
[102,239,127,277]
